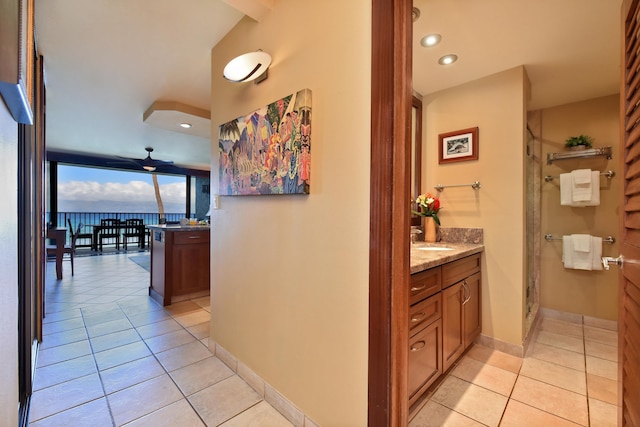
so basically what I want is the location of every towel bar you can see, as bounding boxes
[544,234,615,244]
[544,170,615,182]
[434,181,481,192]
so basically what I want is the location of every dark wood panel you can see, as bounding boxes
[368,0,412,424]
[622,3,640,424]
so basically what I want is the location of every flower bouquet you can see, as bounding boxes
[412,192,442,226]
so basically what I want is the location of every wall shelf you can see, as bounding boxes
[546,146,612,165]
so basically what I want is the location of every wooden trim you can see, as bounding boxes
[411,96,423,227]
[369,0,412,425]
[621,2,640,425]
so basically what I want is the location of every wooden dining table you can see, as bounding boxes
[47,227,67,280]
[91,223,147,251]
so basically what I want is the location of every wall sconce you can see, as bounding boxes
[223,50,271,84]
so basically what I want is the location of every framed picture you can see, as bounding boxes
[218,88,312,195]
[438,127,479,164]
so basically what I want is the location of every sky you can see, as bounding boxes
[57,165,189,213]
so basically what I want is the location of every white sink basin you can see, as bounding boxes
[414,246,454,251]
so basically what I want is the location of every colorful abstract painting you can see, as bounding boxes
[218,89,312,195]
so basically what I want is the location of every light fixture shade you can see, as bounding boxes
[223,51,272,82]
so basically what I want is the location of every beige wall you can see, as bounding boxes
[539,95,620,320]
[210,1,371,425]
[423,67,529,346]
[0,98,19,427]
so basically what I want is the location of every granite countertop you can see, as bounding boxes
[410,242,484,274]
[147,224,210,231]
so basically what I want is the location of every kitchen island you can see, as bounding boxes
[148,224,210,306]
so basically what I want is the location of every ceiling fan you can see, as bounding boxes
[115,147,174,172]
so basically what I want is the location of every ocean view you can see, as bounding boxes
[58,199,186,214]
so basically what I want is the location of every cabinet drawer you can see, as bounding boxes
[173,231,210,245]
[442,253,480,288]
[408,319,442,407]
[409,293,441,336]
[410,267,441,305]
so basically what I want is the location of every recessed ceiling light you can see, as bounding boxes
[421,34,441,47]
[438,54,458,65]
[179,123,192,129]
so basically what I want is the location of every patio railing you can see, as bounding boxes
[50,211,191,245]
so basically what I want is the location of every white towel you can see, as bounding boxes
[562,235,602,270]
[562,235,573,268]
[591,237,603,271]
[560,171,600,207]
[571,169,592,202]
[572,234,591,252]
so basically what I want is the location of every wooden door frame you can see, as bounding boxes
[369,0,412,425]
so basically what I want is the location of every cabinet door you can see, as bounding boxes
[463,272,481,347]
[408,318,442,407]
[442,282,464,372]
[171,242,210,295]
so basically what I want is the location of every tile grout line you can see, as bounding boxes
[582,316,591,427]
[81,304,120,427]
[114,300,221,426]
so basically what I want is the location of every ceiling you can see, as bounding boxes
[412,0,621,109]
[34,0,621,172]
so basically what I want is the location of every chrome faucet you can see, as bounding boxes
[410,227,422,244]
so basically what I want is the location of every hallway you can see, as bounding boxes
[29,254,292,426]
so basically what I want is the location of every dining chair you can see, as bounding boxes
[46,223,79,276]
[122,218,144,249]
[68,218,93,248]
[98,218,121,251]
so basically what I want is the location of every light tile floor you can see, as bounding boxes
[29,254,293,427]
[33,254,621,426]
[410,313,619,427]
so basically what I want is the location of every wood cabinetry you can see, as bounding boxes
[409,252,482,409]
[149,227,210,306]
[442,254,481,371]
[408,291,442,407]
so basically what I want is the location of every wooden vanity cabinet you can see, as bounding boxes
[442,254,481,371]
[409,252,482,410]
[408,268,443,406]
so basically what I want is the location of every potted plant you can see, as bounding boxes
[564,134,594,151]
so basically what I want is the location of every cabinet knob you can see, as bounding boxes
[410,341,426,352]
[411,312,425,323]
